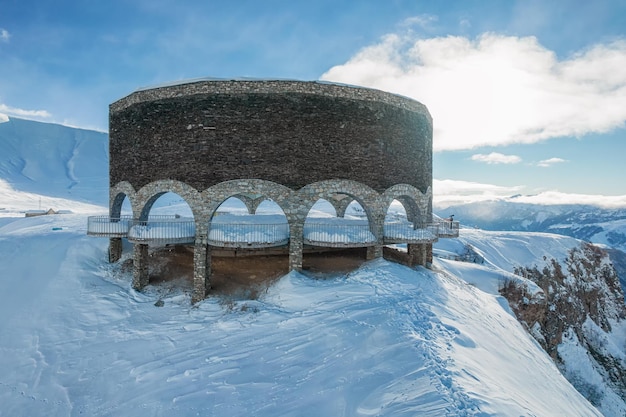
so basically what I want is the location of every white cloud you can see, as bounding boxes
[0,104,52,120]
[321,33,626,151]
[471,152,522,164]
[433,179,523,207]
[537,157,566,167]
[400,15,437,29]
[513,191,626,208]
[0,29,10,43]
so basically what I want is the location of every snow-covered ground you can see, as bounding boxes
[0,211,608,416]
[1,117,622,415]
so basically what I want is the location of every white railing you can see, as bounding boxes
[208,223,289,248]
[435,220,460,238]
[87,215,133,237]
[303,222,376,247]
[384,222,439,243]
[88,216,460,245]
[127,217,196,244]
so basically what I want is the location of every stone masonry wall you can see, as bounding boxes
[109,80,432,194]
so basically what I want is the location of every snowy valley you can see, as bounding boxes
[1,117,625,416]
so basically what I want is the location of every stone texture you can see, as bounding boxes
[109,237,122,262]
[192,238,210,303]
[107,79,435,302]
[132,243,149,290]
[109,80,432,194]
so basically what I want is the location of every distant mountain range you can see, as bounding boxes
[436,200,626,294]
[437,199,626,249]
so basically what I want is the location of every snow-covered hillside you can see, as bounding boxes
[0,213,609,416]
[0,117,108,207]
[1,117,625,416]
[438,199,626,299]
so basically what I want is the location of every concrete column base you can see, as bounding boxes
[109,237,123,263]
[132,244,149,290]
[192,240,211,304]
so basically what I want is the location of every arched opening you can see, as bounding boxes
[206,194,290,298]
[385,199,408,223]
[129,191,196,295]
[308,198,338,218]
[382,194,437,265]
[139,191,194,219]
[208,196,289,249]
[301,197,373,275]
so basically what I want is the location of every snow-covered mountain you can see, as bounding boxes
[1,118,625,416]
[0,117,108,207]
[436,199,626,251]
[437,199,626,299]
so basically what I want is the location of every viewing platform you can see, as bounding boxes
[87,215,459,247]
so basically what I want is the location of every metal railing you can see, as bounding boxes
[127,217,196,244]
[88,215,460,246]
[384,222,439,243]
[434,220,460,238]
[208,223,289,248]
[87,215,133,237]
[303,222,376,247]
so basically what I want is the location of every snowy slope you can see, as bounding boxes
[435,232,626,416]
[0,214,604,416]
[0,117,108,206]
[1,117,621,415]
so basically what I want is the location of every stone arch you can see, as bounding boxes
[329,194,352,218]
[135,179,203,229]
[233,194,266,215]
[296,179,385,239]
[110,181,138,218]
[202,179,295,224]
[382,184,431,225]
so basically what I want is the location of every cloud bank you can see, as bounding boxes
[322,33,626,151]
[433,179,626,208]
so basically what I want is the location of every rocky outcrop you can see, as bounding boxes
[501,242,626,413]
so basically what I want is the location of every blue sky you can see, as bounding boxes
[1,0,625,206]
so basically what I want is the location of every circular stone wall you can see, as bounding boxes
[109,79,432,194]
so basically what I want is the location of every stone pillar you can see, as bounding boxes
[192,237,211,304]
[109,237,122,263]
[366,245,383,260]
[288,223,303,271]
[367,212,385,260]
[425,243,433,266]
[132,244,149,290]
[239,195,265,215]
[407,243,432,267]
[407,243,421,266]
[333,197,352,218]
